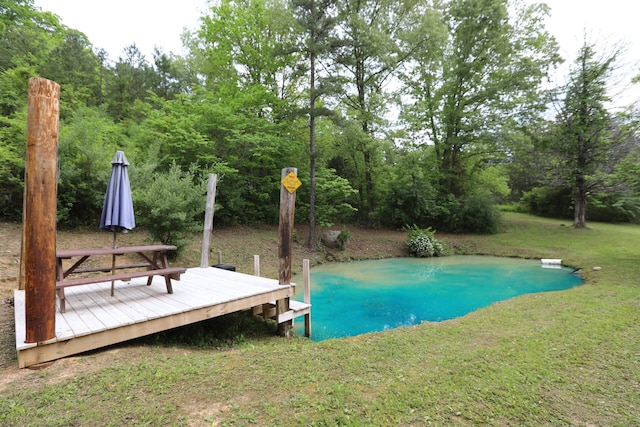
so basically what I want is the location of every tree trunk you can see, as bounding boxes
[308,45,317,249]
[573,173,587,228]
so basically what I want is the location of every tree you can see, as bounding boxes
[133,93,220,171]
[0,0,67,218]
[106,44,154,121]
[189,0,307,225]
[0,0,64,117]
[40,29,102,118]
[56,107,126,226]
[290,0,341,248]
[194,0,301,108]
[149,48,189,100]
[403,0,560,198]
[332,0,416,218]
[554,42,618,228]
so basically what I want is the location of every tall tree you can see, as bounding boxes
[195,0,301,109]
[149,48,187,100]
[290,0,340,248]
[333,0,416,218]
[40,29,101,117]
[189,0,307,225]
[555,42,618,228]
[0,0,66,218]
[0,0,64,117]
[403,0,560,198]
[106,44,153,121]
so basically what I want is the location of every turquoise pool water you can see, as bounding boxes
[294,256,583,341]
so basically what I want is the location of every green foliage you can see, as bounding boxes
[402,0,560,197]
[586,193,640,223]
[297,168,358,228]
[375,147,440,228]
[519,186,573,219]
[3,0,640,234]
[0,110,26,219]
[472,165,511,203]
[611,147,640,193]
[553,42,617,228]
[105,45,155,121]
[405,225,444,257]
[0,64,38,118]
[133,93,221,171]
[56,107,125,227]
[336,227,351,250]
[133,163,205,252]
[39,29,102,118]
[195,0,300,96]
[447,193,503,234]
[190,90,303,225]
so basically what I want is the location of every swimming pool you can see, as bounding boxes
[294,256,583,340]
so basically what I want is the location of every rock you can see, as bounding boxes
[321,230,342,249]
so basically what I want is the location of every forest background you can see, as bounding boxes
[2,0,640,250]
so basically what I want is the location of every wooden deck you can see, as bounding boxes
[14,267,308,368]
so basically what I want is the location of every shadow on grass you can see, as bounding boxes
[134,312,279,349]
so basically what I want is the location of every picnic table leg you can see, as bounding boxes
[161,253,173,294]
[59,288,66,313]
[143,251,174,294]
[56,258,67,312]
[146,251,162,287]
[110,253,117,296]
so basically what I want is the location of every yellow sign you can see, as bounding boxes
[281,172,302,193]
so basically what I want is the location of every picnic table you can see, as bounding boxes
[55,245,186,312]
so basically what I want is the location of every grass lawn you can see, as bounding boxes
[1,213,639,426]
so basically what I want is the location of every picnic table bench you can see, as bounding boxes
[56,245,186,313]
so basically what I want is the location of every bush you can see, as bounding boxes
[587,193,640,223]
[519,187,572,219]
[336,228,351,250]
[405,225,445,257]
[296,168,358,228]
[134,163,205,253]
[448,193,502,234]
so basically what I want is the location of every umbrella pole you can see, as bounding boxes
[110,231,116,296]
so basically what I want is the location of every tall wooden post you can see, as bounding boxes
[303,258,311,338]
[253,254,261,277]
[23,78,60,343]
[200,174,217,268]
[277,167,298,337]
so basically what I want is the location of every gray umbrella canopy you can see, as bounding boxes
[100,151,135,233]
[100,151,135,296]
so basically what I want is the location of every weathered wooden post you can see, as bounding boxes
[277,167,300,337]
[200,174,218,268]
[23,77,60,343]
[303,258,311,338]
[253,254,261,277]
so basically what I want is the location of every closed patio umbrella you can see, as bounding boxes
[100,150,135,295]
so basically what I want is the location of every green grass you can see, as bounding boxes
[2,213,639,426]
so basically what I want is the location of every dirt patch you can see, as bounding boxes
[0,221,408,386]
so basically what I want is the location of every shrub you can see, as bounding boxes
[336,228,351,250]
[587,193,640,223]
[296,168,358,228]
[134,163,205,253]
[519,186,572,219]
[405,225,445,257]
[448,193,503,234]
